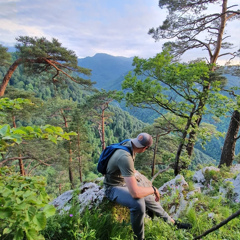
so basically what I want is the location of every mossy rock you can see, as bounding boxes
[100,197,130,223]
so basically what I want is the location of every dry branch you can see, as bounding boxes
[194,209,240,240]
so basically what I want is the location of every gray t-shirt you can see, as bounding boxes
[104,141,135,187]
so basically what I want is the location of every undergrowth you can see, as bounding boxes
[41,169,240,240]
[41,193,240,240]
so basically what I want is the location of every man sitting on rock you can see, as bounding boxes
[104,132,192,240]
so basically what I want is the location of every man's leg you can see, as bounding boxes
[144,195,192,229]
[105,186,146,240]
[144,195,173,222]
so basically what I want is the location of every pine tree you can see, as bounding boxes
[149,0,240,166]
[0,36,94,96]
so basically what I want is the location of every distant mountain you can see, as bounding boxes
[77,54,240,127]
[7,46,16,52]
[78,53,134,89]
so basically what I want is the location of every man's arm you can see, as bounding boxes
[124,176,160,201]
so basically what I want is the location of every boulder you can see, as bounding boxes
[193,166,219,184]
[135,171,152,187]
[50,182,105,213]
[50,190,73,212]
[223,173,240,203]
[230,164,240,174]
[158,174,188,196]
[78,182,105,213]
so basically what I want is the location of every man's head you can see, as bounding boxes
[131,133,153,149]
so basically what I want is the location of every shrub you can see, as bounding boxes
[0,167,55,240]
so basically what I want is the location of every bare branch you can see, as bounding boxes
[43,58,80,83]
[194,209,240,240]
[151,162,174,182]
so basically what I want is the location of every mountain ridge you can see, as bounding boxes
[78,53,134,89]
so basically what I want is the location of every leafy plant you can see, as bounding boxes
[0,166,56,240]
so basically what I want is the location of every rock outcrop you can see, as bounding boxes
[50,166,240,217]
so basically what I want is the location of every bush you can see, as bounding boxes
[0,167,55,240]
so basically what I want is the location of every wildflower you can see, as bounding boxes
[69,214,73,217]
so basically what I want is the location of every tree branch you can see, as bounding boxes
[43,58,80,83]
[194,209,240,240]
[151,163,174,182]
[0,156,31,166]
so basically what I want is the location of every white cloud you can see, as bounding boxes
[0,0,164,58]
[0,0,239,64]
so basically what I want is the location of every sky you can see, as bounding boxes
[0,0,239,64]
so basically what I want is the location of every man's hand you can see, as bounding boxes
[152,186,160,202]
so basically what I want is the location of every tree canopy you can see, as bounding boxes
[0,36,95,96]
[121,50,230,174]
[149,0,240,65]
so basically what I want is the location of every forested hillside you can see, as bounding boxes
[77,53,134,89]
[2,50,239,163]
[0,65,147,184]
[78,54,240,162]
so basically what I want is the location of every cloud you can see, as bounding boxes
[0,0,164,58]
[0,0,239,64]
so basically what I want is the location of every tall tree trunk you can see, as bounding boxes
[77,127,83,183]
[12,115,26,176]
[219,110,240,167]
[0,59,23,96]
[210,0,227,64]
[61,109,74,188]
[18,153,25,176]
[151,134,159,177]
[174,105,197,175]
[186,0,228,156]
[186,84,210,157]
[68,140,74,189]
[101,109,105,150]
[174,112,195,176]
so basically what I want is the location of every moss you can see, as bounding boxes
[100,198,130,223]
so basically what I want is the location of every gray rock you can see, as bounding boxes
[135,171,152,187]
[79,182,105,213]
[50,182,105,213]
[158,174,188,195]
[186,187,201,200]
[193,166,219,184]
[50,190,73,211]
[231,164,240,174]
[223,173,240,203]
[208,213,215,219]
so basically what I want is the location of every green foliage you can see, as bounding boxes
[234,153,240,163]
[0,123,76,156]
[0,166,56,240]
[0,44,11,66]
[0,97,32,117]
[149,0,239,65]
[144,218,193,240]
[121,50,231,173]
[14,36,92,85]
[42,198,132,240]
